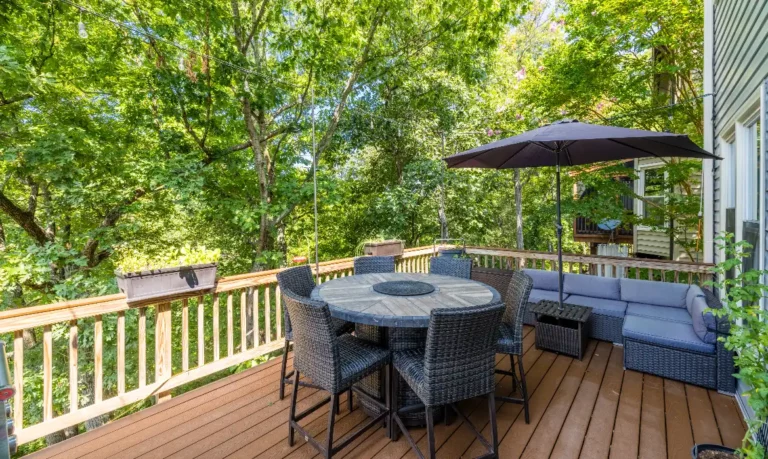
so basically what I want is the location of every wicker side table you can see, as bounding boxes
[530,300,592,360]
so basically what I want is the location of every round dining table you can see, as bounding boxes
[311,272,501,428]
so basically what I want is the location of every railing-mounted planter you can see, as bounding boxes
[363,240,404,257]
[116,263,217,303]
[690,444,737,459]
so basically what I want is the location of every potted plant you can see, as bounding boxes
[115,245,221,303]
[700,234,768,459]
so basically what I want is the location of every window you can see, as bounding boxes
[642,167,666,227]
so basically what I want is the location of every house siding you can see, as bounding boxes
[711,0,768,267]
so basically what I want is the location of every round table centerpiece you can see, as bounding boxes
[371,280,435,296]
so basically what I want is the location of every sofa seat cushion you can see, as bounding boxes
[523,269,560,292]
[565,295,627,318]
[563,274,621,300]
[626,303,693,324]
[622,315,715,354]
[528,289,567,304]
[620,278,690,308]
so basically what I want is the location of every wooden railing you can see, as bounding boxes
[465,246,714,285]
[1,244,713,447]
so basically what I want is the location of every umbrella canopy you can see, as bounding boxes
[445,119,719,169]
[444,119,720,310]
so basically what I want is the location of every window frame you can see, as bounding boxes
[637,163,668,230]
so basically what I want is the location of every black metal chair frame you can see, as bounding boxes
[289,368,392,458]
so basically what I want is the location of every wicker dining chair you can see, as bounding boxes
[429,256,472,279]
[391,302,506,459]
[283,290,391,458]
[276,266,354,401]
[353,256,396,274]
[496,271,533,423]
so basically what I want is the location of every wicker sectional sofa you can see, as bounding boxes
[479,267,736,393]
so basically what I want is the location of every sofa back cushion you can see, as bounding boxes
[523,269,560,291]
[685,285,705,315]
[689,295,717,344]
[619,278,690,308]
[563,274,621,300]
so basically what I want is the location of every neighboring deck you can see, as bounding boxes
[29,327,746,459]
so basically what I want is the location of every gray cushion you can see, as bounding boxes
[619,278,690,308]
[689,296,717,344]
[566,295,627,318]
[622,315,715,354]
[563,274,621,300]
[686,284,706,315]
[528,289,567,304]
[626,303,693,324]
[523,269,560,291]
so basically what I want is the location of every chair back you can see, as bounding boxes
[429,256,472,279]
[353,256,395,274]
[281,289,341,391]
[503,271,533,330]
[423,302,505,406]
[276,265,317,338]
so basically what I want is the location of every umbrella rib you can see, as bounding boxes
[642,137,720,159]
[607,138,668,161]
[445,146,501,168]
[496,143,536,169]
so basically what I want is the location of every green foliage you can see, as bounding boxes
[115,244,221,273]
[708,234,768,458]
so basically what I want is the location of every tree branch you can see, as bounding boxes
[0,189,50,245]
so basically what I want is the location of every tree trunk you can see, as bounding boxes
[514,169,524,250]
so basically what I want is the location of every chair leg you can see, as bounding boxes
[488,392,498,457]
[348,388,354,412]
[509,354,518,391]
[426,406,436,459]
[326,393,337,458]
[517,354,530,424]
[391,367,400,441]
[288,370,300,447]
[280,339,291,400]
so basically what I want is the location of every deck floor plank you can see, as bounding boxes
[26,332,746,459]
[609,369,643,459]
[639,375,667,459]
[664,380,695,459]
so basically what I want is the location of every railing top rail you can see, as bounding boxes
[0,246,436,333]
[465,246,714,273]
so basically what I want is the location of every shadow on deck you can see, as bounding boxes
[29,327,746,459]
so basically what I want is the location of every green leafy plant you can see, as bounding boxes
[116,244,221,274]
[708,233,768,458]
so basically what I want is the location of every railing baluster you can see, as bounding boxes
[275,286,282,341]
[197,296,205,366]
[227,293,234,357]
[13,330,23,430]
[94,315,103,403]
[181,299,189,371]
[43,325,52,422]
[155,302,172,402]
[213,294,220,361]
[117,311,125,394]
[138,308,146,387]
[69,320,78,412]
[241,290,247,351]
[674,271,680,283]
[252,288,260,347]
[265,286,272,344]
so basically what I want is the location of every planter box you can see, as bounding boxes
[363,240,404,257]
[691,444,737,459]
[116,263,217,303]
[438,248,465,257]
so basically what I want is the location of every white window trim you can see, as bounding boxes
[636,163,667,231]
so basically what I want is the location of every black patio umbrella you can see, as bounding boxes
[444,119,720,309]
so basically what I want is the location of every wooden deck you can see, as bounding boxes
[28,327,746,459]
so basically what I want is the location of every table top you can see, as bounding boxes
[310,272,501,328]
[530,300,592,323]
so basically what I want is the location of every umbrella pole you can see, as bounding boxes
[556,152,564,310]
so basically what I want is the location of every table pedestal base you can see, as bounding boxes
[354,324,444,427]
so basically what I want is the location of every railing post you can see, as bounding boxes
[155,302,172,403]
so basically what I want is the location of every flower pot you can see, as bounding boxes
[691,444,738,459]
[116,263,217,303]
[363,240,404,257]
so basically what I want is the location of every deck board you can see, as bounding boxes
[28,329,746,459]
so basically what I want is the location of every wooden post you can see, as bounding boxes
[43,325,52,422]
[155,302,172,403]
[13,331,23,430]
[138,308,146,387]
[69,321,78,413]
